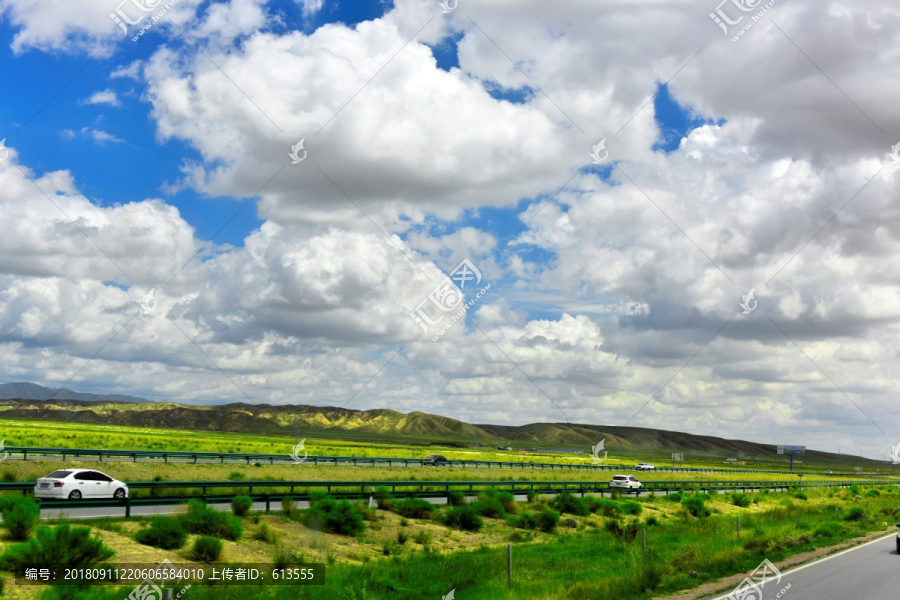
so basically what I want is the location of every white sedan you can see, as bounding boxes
[609,474,643,489]
[34,469,128,500]
[636,463,656,471]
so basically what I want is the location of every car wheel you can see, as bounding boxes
[68,490,82,500]
[114,488,126,499]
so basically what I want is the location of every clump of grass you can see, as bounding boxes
[181,499,243,540]
[536,509,560,533]
[682,497,711,518]
[412,530,432,545]
[231,495,254,516]
[397,530,408,545]
[731,493,751,508]
[301,496,366,536]
[0,496,40,541]
[253,522,279,544]
[227,471,246,481]
[190,536,223,562]
[134,517,187,549]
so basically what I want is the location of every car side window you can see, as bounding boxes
[94,473,112,482]
[73,472,93,480]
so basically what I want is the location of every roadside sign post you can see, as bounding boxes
[777,445,806,472]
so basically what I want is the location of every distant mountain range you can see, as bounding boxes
[0,382,884,466]
[0,382,147,403]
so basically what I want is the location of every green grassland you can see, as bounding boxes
[1,419,894,475]
[1,480,898,599]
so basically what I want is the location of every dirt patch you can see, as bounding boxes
[651,528,897,600]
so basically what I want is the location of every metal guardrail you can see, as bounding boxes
[6,478,899,517]
[4,446,890,477]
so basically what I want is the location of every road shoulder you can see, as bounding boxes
[651,527,898,600]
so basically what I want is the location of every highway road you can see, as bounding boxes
[706,531,900,600]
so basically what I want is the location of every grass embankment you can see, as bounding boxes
[1,481,898,599]
[3,419,892,475]
[0,460,879,499]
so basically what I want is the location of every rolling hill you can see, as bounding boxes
[0,389,886,466]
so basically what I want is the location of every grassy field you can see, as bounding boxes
[0,459,893,492]
[2,419,895,475]
[1,480,898,599]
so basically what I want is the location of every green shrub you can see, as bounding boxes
[443,506,483,531]
[793,492,808,501]
[536,509,560,533]
[849,484,861,495]
[181,499,243,540]
[447,491,466,506]
[621,501,642,515]
[231,495,254,517]
[396,530,408,545]
[0,471,16,483]
[865,489,880,498]
[227,471,246,481]
[526,490,539,503]
[0,524,114,571]
[281,496,296,517]
[731,493,751,508]
[134,517,187,550]
[396,498,433,519]
[645,515,659,526]
[666,493,683,503]
[353,500,377,522]
[477,488,517,514]
[190,536,223,562]
[585,497,621,517]
[844,507,866,522]
[301,497,366,536]
[472,497,506,518]
[0,496,40,541]
[682,497,710,518]
[513,513,537,530]
[551,493,589,516]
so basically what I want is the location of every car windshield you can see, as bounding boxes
[45,470,72,479]
[612,476,627,480]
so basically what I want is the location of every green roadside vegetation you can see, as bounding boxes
[0,479,898,599]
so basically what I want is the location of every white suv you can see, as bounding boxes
[609,475,642,489]
[636,463,655,471]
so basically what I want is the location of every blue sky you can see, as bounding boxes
[0,0,897,458]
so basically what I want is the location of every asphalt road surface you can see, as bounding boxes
[706,531,899,600]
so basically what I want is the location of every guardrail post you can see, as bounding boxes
[125,497,131,518]
[265,494,270,513]
[164,454,168,464]
[22,450,26,460]
[133,453,137,463]
[99,452,103,462]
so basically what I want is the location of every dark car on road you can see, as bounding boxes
[423,454,451,466]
